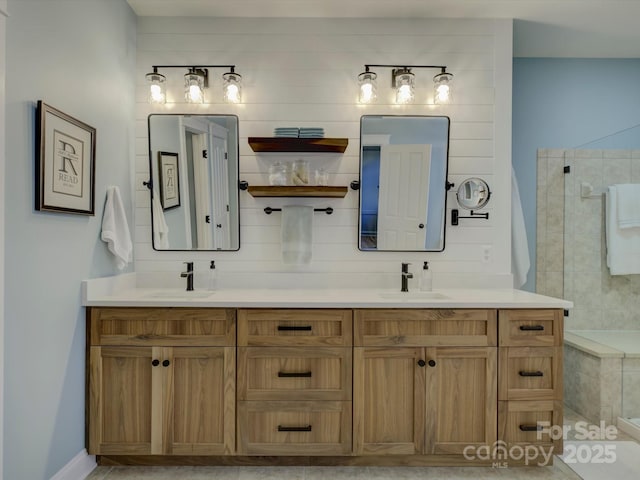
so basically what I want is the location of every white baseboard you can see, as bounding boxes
[50,449,96,480]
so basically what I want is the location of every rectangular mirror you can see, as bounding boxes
[358,115,450,251]
[148,114,240,251]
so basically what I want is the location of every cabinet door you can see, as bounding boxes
[353,347,425,455]
[424,347,497,454]
[88,346,155,455]
[168,347,235,455]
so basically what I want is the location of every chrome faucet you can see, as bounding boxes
[401,263,413,292]
[181,261,194,291]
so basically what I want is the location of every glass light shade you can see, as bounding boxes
[394,71,415,104]
[146,72,166,104]
[223,72,242,104]
[358,71,377,104]
[433,72,453,104]
[184,71,205,104]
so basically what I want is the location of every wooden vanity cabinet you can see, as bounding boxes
[497,309,564,459]
[353,309,498,456]
[236,309,352,455]
[87,307,236,456]
[86,305,565,466]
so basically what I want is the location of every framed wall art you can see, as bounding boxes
[35,101,96,215]
[157,151,181,210]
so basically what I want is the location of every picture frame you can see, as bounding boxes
[157,151,180,210]
[35,101,96,215]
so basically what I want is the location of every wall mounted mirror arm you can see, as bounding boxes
[451,177,491,226]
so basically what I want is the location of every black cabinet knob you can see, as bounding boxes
[418,223,425,229]
[162,359,170,367]
[428,360,436,367]
[151,359,160,367]
[417,359,426,367]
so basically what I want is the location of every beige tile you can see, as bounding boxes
[547,159,565,195]
[603,157,632,187]
[575,149,603,159]
[103,466,240,479]
[604,150,632,160]
[538,156,549,188]
[85,467,112,480]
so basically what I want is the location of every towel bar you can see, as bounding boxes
[581,182,606,198]
[264,207,333,215]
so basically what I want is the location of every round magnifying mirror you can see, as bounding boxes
[456,177,491,210]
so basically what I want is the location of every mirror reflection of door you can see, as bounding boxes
[377,144,431,249]
[183,118,231,250]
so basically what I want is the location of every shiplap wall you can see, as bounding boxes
[135,17,513,289]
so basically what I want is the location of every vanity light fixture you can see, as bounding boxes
[222,67,242,104]
[145,68,166,104]
[184,67,207,104]
[358,68,377,104]
[145,64,242,104]
[357,64,453,105]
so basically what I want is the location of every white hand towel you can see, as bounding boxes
[281,205,313,265]
[606,186,640,275]
[152,189,170,249]
[101,186,133,270]
[511,168,530,288]
[615,183,640,229]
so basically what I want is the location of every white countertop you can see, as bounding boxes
[82,275,572,309]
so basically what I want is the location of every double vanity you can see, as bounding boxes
[84,279,570,467]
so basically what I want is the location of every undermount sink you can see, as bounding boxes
[378,291,448,300]
[142,290,214,299]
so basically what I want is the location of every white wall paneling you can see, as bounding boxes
[136,17,513,287]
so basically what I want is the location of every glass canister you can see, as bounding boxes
[315,168,329,186]
[268,162,287,186]
[292,159,310,185]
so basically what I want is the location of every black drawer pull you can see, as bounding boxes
[278,425,312,432]
[519,424,542,432]
[519,370,544,377]
[278,371,312,378]
[519,325,545,331]
[277,325,312,331]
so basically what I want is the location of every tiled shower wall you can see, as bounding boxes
[134,17,513,288]
[537,148,640,330]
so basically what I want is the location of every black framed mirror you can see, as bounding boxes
[148,114,240,251]
[358,115,450,251]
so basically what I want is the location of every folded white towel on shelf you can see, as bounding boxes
[616,183,640,229]
[101,186,133,270]
[152,189,170,249]
[606,186,640,275]
[281,205,313,265]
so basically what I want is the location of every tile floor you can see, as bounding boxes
[87,407,637,480]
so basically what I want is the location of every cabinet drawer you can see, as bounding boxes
[354,309,497,346]
[499,310,563,346]
[499,347,562,401]
[237,309,352,346]
[238,347,351,401]
[237,401,352,455]
[498,400,563,454]
[88,307,235,346]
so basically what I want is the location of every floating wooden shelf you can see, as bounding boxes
[248,137,348,153]
[247,185,349,198]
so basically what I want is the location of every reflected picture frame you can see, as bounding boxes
[35,101,96,215]
[157,151,180,210]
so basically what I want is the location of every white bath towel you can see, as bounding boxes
[152,189,169,249]
[616,183,640,229]
[511,168,530,288]
[101,186,133,270]
[606,186,640,275]
[281,205,313,265]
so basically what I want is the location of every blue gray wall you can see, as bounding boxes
[3,1,136,478]
[512,58,640,291]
